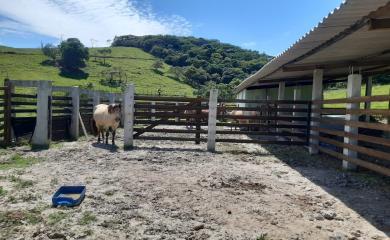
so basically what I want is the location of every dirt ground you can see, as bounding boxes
[0,128,390,240]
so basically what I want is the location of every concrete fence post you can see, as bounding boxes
[124,84,135,149]
[70,86,80,140]
[207,89,218,152]
[175,102,179,122]
[32,80,52,147]
[151,101,156,121]
[109,93,115,104]
[343,74,362,170]
[92,91,100,108]
[309,69,323,154]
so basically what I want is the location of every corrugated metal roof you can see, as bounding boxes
[235,0,390,93]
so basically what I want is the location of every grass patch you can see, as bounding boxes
[256,233,268,240]
[324,84,390,109]
[47,212,69,225]
[79,211,97,225]
[9,175,34,189]
[0,154,42,170]
[0,186,7,197]
[0,46,194,96]
[0,209,42,227]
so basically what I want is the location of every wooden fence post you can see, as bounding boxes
[3,79,12,146]
[195,97,202,144]
[207,89,218,152]
[31,80,52,147]
[70,86,80,140]
[124,84,135,149]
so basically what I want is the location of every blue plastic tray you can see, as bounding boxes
[52,186,86,207]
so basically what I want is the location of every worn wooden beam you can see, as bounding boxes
[369,18,390,30]
[283,59,390,72]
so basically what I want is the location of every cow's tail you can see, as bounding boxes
[90,118,98,136]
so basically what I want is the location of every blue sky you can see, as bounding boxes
[0,0,342,56]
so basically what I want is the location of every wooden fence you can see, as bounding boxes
[311,95,390,176]
[215,99,311,145]
[133,96,209,143]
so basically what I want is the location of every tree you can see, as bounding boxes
[41,43,59,63]
[97,48,111,66]
[152,60,164,73]
[59,38,89,71]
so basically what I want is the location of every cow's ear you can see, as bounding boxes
[108,105,113,114]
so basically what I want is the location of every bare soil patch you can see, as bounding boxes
[0,128,389,240]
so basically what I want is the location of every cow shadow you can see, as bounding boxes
[91,142,118,152]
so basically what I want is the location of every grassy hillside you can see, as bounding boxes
[324,84,390,109]
[0,46,194,96]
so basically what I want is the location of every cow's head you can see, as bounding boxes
[108,103,121,114]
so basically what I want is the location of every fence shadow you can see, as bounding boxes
[261,144,390,236]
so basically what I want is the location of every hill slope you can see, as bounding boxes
[0,46,194,96]
[112,35,273,87]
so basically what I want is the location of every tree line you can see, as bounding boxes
[112,35,273,95]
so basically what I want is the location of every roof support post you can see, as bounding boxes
[277,82,286,133]
[343,74,362,171]
[364,76,373,122]
[309,69,323,154]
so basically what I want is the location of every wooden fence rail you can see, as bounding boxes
[310,94,390,176]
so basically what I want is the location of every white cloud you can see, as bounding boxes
[0,0,192,46]
[241,41,257,49]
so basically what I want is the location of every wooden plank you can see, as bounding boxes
[312,126,390,147]
[370,18,390,30]
[136,136,207,142]
[135,95,205,102]
[221,115,308,121]
[223,106,308,113]
[312,117,390,131]
[52,96,72,100]
[283,59,390,72]
[134,120,208,126]
[216,122,308,129]
[317,146,390,176]
[313,95,390,104]
[11,93,37,99]
[134,104,207,110]
[11,109,36,113]
[222,99,310,104]
[11,101,36,106]
[312,135,390,161]
[134,128,207,134]
[216,130,306,137]
[313,108,390,116]
[52,102,72,107]
[215,138,306,145]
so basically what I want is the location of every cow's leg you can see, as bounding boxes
[112,129,116,145]
[105,131,109,144]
